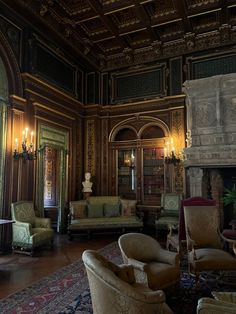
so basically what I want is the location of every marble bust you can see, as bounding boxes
[82,172,93,193]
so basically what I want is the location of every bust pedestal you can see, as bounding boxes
[83,192,91,200]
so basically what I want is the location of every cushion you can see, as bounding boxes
[87,204,104,218]
[115,264,135,284]
[70,202,87,219]
[121,199,137,216]
[104,204,120,217]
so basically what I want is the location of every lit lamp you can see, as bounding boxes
[164,138,180,165]
[13,128,37,161]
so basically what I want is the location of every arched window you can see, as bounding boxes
[141,125,165,139]
[114,127,137,141]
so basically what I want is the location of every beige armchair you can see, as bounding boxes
[82,249,173,314]
[11,201,54,256]
[118,232,180,290]
[184,205,236,283]
[197,292,236,313]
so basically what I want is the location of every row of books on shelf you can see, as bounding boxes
[143,148,164,159]
[143,169,163,175]
[144,178,164,184]
[143,159,163,166]
[118,187,135,194]
[144,187,164,194]
[118,177,134,185]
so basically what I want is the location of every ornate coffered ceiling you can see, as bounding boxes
[3,0,236,71]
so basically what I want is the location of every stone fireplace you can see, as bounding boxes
[182,73,236,227]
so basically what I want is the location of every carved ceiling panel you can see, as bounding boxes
[3,0,236,70]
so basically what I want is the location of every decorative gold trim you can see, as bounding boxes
[188,8,221,19]
[151,18,182,28]
[120,27,147,36]
[10,95,27,104]
[104,5,135,15]
[22,73,83,104]
[35,116,73,129]
[85,119,95,176]
[33,102,76,120]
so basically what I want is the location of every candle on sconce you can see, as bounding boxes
[166,141,170,156]
[22,130,25,143]
[25,128,28,142]
[164,147,167,157]
[15,138,19,151]
[30,131,34,144]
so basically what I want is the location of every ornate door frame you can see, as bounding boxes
[36,123,69,233]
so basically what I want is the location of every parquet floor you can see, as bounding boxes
[0,233,118,299]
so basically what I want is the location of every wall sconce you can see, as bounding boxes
[164,138,181,166]
[13,128,37,161]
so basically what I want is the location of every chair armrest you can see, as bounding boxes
[156,248,180,266]
[197,297,236,314]
[68,213,73,224]
[13,221,32,238]
[35,217,51,228]
[186,227,197,249]
[220,231,236,255]
[167,223,178,237]
[212,291,236,304]
[139,289,166,303]
[127,258,147,271]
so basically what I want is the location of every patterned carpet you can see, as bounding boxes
[0,241,235,314]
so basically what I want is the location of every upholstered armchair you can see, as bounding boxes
[82,249,173,314]
[184,205,236,283]
[197,292,236,313]
[118,232,180,290]
[166,197,216,254]
[11,201,54,256]
[155,193,182,236]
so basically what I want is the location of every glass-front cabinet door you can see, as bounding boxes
[117,149,136,199]
[142,148,164,204]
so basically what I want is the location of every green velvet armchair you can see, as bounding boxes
[11,201,54,256]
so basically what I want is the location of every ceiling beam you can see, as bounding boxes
[132,0,160,41]
[87,0,130,50]
[174,0,192,33]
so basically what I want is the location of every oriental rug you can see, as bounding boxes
[0,241,235,314]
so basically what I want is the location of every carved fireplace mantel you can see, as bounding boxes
[183,73,236,168]
[182,73,236,202]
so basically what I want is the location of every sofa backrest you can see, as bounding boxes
[69,196,139,219]
[88,196,120,205]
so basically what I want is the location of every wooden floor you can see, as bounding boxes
[0,233,118,299]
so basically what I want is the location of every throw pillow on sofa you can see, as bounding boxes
[121,199,137,216]
[104,204,120,217]
[88,204,104,218]
[71,203,87,219]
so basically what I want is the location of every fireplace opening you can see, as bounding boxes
[205,168,236,229]
[220,168,236,228]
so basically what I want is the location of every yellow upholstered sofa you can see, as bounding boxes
[68,196,143,240]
